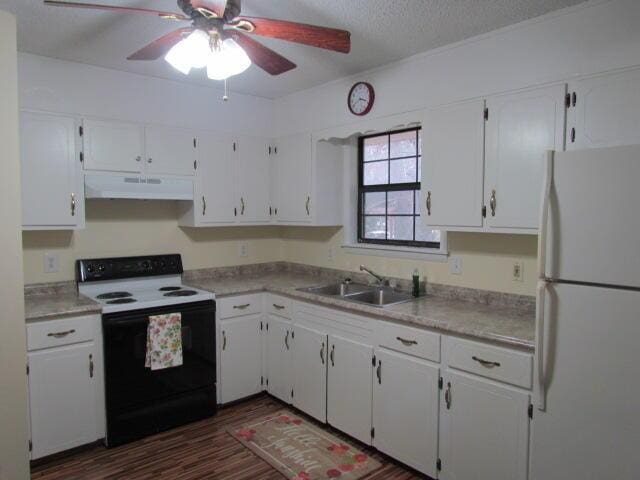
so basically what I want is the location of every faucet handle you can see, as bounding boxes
[343,277,352,284]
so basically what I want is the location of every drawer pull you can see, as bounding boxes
[396,336,418,346]
[272,303,286,310]
[47,329,76,338]
[233,304,251,310]
[472,356,501,368]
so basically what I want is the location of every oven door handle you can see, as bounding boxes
[103,305,215,326]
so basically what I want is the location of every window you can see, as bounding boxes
[357,127,440,248]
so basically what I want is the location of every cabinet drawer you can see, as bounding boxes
[445,337,532,389]
[219,294,262,319]
[27,315,95,351]
[266,294,292,318]
[376,321,440,362]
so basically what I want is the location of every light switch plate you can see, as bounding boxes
[44,252,59,273]
[450,256,462,275]
[238,242,249,258]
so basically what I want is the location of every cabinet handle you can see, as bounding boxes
[89,354,94,378]
[269,206,272,216]
[202,196,206,216]
[330,344,335,367]
[570,127,576,143]
[320,342,325,364]
[70,193,76,217]
[147,158,153,164]
[222,331,227,351]
[490,189,497,216]
[285,330,290,350]
[272,303,285,310]
[472,356,501,368]
[445,382,452,409]
[233,303,250,309]
[47,329,76,338]
[305,196,310,215]
[426,191,431,216]
[240,197,245,215]
[136,156,141,162]
[376,359,382,384]
[396,336,418,346]
[274,207,278,216]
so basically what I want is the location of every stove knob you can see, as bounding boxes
[86,265,95,273]
[159,260,166,269]
[142,261,150,269]
[98,264,105,272]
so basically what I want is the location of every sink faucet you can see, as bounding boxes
[360,265,388,286]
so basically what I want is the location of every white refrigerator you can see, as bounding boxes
[530,145,640,479]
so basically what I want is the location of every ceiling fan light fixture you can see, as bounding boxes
[206,38,251,80]
[164,29,211,74]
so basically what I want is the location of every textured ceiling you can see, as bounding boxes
[0,0,586,98]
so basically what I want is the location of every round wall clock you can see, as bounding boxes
[348,82,375,116]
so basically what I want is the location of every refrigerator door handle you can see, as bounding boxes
[536,280,549,411]
[537,151,554,280]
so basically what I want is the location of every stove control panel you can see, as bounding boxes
[77,254,183,282]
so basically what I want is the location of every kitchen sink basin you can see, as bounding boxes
[300,282,371,297]
[297,283,415,307]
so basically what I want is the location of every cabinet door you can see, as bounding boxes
[20,112,81,228]
[421,100,485,229]
[292,324,327,421]
[439,371,530,480]
[372,348,440,477]
[145,126,196,176]
[275,133,312,223]
[82,119,144,173]
[197,133,237,224]
[28,343,98,459]
[484,84,566,230]
[220,315,262,403]
[237,136,271,223]
[265,315,292,403]
[327,335,373,444]
[568,68,640,150]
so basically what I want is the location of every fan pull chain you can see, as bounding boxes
[223,78,229,102]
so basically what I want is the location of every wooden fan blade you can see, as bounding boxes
[229,31,296,75]
[238,17,350,53]
[43,1,189,20]
[128,28,194,61]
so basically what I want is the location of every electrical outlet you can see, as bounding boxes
[238,242,249,258]
[450,256,462,275]
[512,261,524,282]
[44,252,59,273]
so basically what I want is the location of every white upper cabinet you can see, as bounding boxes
[439,371,530,480]
[178,132,236,226]
[421,99,486,229]
[484,84,566,230]
[567,67,640,150]
[274,133,313,223]
[237,136,272,223]
[144,126,196,176]
[82,119,144,173]
[21,112,84,230]
[327,335,373,445]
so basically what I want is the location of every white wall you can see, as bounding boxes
[0,10,30,480]
[19,54,283,284]
[274,0,640,296]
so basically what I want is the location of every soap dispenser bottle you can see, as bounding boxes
[412,268,420,297]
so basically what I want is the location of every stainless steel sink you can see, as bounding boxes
[297,283,415,307]
[300,282,371,297]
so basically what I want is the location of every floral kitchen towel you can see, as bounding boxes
[145,313,183,370]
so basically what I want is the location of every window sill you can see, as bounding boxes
[341,242,448,262]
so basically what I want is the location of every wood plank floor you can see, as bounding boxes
[32,394,429,480]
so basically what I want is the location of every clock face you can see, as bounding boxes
[348,82,374,116]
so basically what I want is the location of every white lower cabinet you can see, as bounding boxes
[372,348,440,478]
[291,324,327,422]
[219,314,263,403]
[439,370,530,480]
[265,314,292,403]
[327,335,373,445]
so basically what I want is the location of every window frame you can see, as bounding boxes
[357,127,440,249]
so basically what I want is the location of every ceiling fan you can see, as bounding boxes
[43,0,351,79]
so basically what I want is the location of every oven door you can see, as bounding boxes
[102,300,216,445]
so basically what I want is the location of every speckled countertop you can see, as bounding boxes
[185,272,535,350]
[24,290,101,321]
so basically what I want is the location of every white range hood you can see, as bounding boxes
[84,174,194,200]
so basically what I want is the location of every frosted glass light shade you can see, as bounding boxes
[165,30,212,74]
[206,38,251,80]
